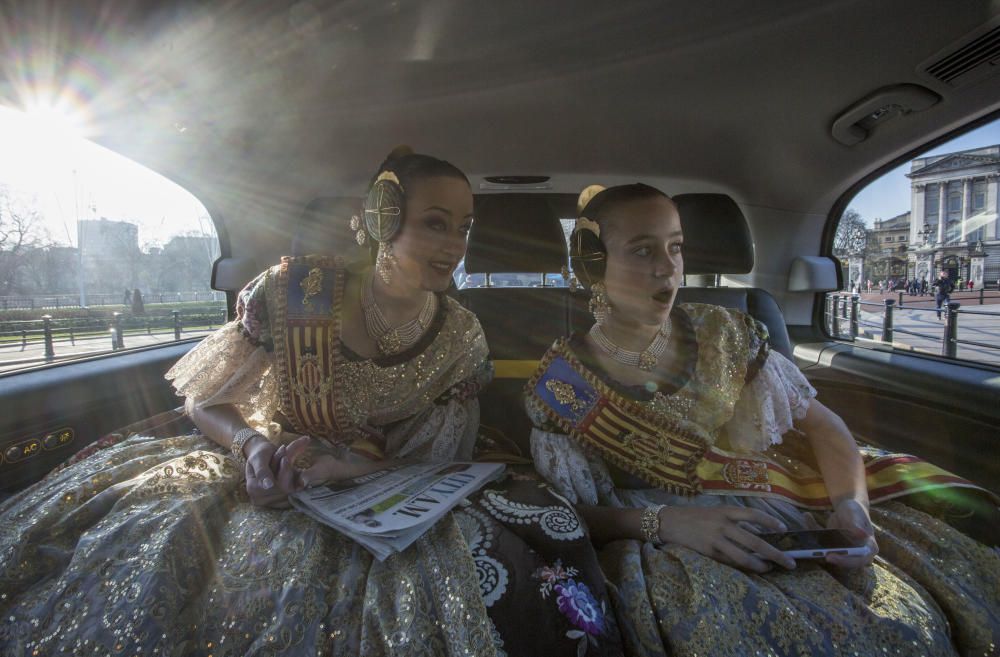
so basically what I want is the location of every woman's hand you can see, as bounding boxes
[244,435,291,508]
[658,506,797,573]
[824,499,878,569]
[273,435,404,494]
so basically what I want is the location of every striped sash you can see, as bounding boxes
[270,256,369,450]
[528,340,996,509]
[527,342,708,496]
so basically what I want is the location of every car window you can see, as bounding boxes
[829,117,1000,366]
[452,218,575,290]
[0,106,222,375]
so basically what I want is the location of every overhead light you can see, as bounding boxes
[479,181,553,191]
[479,175,552,191]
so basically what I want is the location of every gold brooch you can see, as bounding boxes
[545,379,592,414]
[300,267,323,311]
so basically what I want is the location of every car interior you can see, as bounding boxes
[1,0,999,511]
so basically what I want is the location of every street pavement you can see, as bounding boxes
[3,290,999,373]
[0,328,213,374]
[834,289,1000,365]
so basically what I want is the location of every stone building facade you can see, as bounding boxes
[906,145,999,289]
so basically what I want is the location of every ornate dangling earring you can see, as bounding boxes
[376,241,396,285]
[350,215,367,246]
[589,280,611,324]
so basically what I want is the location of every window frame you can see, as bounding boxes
[819,108,1000,372]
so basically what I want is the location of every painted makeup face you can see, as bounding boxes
[600,195,683,326]
[388,176,474,292]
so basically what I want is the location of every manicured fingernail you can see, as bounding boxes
[262,478,273,490]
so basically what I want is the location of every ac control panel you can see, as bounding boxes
[2,427,75,466]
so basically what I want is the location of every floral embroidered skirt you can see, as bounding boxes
[599,500,1000,657]
[0,429,623,657]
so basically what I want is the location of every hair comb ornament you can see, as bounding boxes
[577,184,606,215]
[363,171,405,243]
[574,217,601,239]
[362,169,406,284]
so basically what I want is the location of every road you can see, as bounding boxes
[3,290,998,372]
[0,328,213,374]
[835,290,1000,365]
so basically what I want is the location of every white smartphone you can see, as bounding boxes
[757,528,872,560]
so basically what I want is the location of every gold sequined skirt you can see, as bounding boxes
[0,433,496,656]
[600,502,1000,657]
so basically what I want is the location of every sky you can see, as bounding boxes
[0,105,212,250]
[848,118,1000,226]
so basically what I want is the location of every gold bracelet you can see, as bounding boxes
[231,427,263,470]
[640,504,667,545]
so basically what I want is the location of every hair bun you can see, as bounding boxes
[385,144,414,163]
[577,184,606,216]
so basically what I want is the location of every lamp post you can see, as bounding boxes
[917,222,934,244]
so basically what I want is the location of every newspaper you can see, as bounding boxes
[290,461,505,560]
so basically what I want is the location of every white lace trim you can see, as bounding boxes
[721,350,817,453]
[165,321,279,430]
[529,429,623,508]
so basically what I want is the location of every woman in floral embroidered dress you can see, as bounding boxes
[0,150,622,656]
[525,183,1000,657]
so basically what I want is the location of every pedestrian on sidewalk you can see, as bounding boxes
[933,272,954,320]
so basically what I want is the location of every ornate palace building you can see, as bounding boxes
[906,145,999,288]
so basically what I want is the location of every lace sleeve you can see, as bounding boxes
[720,349,817,453]
[164,271,279,428]
[525,396,620,506]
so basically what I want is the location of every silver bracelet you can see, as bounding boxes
[640,504,667,545]
[231,427,263,469]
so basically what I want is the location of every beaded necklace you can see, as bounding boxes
[589,318,672,372]
[361,272,436,356]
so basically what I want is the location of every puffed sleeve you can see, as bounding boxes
[720,345,817,454]
[525,395,622,507]
[165,270,279,429]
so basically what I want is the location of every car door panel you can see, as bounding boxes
[0,342,194,494]
[791,331,1000,493]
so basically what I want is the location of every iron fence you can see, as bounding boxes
[824,290,1000,361]
[0,306,228,364]
[0,291,227,311]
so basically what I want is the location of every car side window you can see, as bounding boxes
[829,117,1000,366]
[0,106,222,375]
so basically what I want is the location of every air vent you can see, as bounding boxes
[922,22,1000,88]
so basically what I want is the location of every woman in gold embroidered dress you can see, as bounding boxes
[0,151,623,657]
[524,183,1000,657]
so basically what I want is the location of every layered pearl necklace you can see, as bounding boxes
[589,319,672,372]
[361,272,437,356]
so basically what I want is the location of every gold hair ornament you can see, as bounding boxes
[363,171,405,243]
[574,216,601,239]
[577,184,607,215]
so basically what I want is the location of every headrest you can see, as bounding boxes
[464,194,570,274]
[673,193,754,274]
[291,197,360,256]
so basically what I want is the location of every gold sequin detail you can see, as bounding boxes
[545,379,591,414]
[299,266,323,310]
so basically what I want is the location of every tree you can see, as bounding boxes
[0,186,46,296]
[833,208,868,257]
